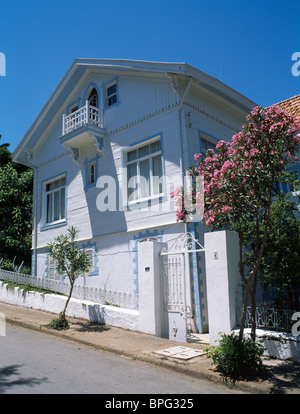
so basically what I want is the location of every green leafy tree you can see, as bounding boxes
[47,227,92,329]
[172,105,300,341]
[0,135,12,166]
[0,163,33,267]
[251,193,300,310]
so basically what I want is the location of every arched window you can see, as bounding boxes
[88,88,98,108]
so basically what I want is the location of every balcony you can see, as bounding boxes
[60,101,106,163]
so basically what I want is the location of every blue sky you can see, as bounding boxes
[0,0,299,152]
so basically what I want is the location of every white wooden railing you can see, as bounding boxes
[62,101,104,135]
[0,269,138,310]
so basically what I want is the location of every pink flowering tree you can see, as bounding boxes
[172,105,300,340]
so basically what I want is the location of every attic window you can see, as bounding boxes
[105,81,117,108]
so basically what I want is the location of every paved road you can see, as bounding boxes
[0,325,244,395]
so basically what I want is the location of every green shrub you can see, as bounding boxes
[49,312,69,330]
[206,332,265,380]
[0,258,31,275]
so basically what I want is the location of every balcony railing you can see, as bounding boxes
[62,101,104,136]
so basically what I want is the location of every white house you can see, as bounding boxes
[13,59,255,335]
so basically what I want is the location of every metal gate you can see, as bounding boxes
[160,232,205,342]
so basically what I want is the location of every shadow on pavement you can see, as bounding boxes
[265,360,300,394]
[0,364,48,393]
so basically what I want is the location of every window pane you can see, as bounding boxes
[138,144,149,158]
[108,95,117,106]
[127,149,138,162]
[54,190,60,221]
[106,83,117,107]
[45,177,66,224]
[53,179,61,189]
[140,159,150,198]
[107,84,116,96]
[201,137,216,153]
[91,164,95,183]
[46,193,52,223]
[127,162,138,201]
[88,163,96,185]
[60,187,65,219]
[152,154,163,194]
[150,140,161,153]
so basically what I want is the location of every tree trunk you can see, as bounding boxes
[250,283,257,342]
[239,272,253,340]
[61,279,75,320]
[239,232,269,340]
[239,184,274,341]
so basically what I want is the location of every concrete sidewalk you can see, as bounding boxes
[1,301,300,394]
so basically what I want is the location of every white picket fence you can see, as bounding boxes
[0,269,138,310]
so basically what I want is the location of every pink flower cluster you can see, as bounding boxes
[172,105,300,226]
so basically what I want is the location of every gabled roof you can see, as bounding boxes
[276,94,300,122]
[12,58,257,166]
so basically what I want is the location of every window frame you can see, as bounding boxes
[41,173,67,229]
[199,132,219,157]
[84,155,99,191]
[88,87,99,108]
[82,242,98,276]
[84,248,94,274]
[103,78,119,110]
[87,161,96,186]
[123,136,164,206]
[47,256,59,280]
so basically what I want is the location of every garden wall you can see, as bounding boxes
[0,281,139,331]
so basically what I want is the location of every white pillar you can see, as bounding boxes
[0,311,5,337]
[204,230,241,344]
[138,240,166,337]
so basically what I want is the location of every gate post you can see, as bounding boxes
[205,230,240,344]
[138,240,167,337]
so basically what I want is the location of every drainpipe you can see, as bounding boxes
[177,76,192,219]
[177,77,196,332]
[32,165,38,277]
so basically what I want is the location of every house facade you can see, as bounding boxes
[13,59,255,333]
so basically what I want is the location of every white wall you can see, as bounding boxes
[205,230,241,344]
[0,281,139,331]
